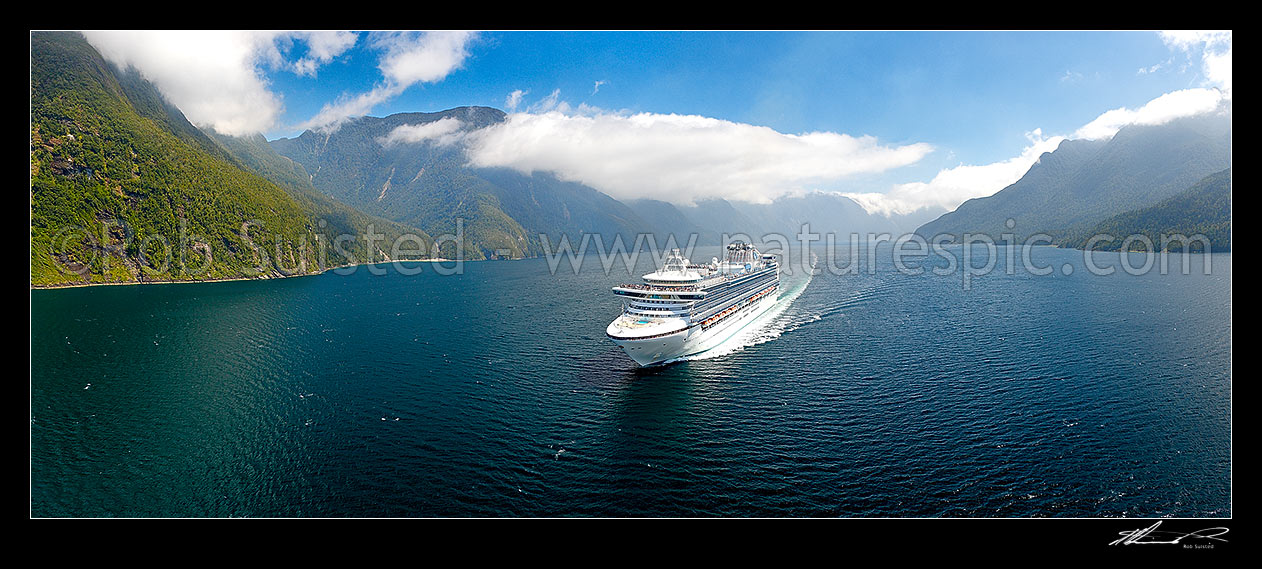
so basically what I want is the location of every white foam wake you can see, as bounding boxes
[668,262,816,363]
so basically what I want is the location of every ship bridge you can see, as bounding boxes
[612,249,711,319]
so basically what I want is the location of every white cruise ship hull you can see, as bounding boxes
[609,287,780,366]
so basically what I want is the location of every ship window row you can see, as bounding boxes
[626,280,775,321]
[615,292,698,302]
[700,268,774,293]
[628,306,688,313]
[702,271,776,294]
[700,286,778,329]
[694,280,776,311]
[693,282,778,319]
[628,299,690,307]
[625,309,689,318]
[692,275,777,309]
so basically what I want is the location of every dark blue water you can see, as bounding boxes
[30,245,1231,517]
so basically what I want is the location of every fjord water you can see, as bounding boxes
[31,245,1231,517]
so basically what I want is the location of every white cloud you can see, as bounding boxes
[529,89,568,113]
[1158,30,1231,96]
[592,80,606,95]
[463,108,933,206]
[291,31,357,77]
[842,31,1232,218]
[298,84,401,132]
[378,117,465,147]
[505,89,527,111]
[1072,88,1225,140]
[82,30,362,136]
[299,30,478,132]
[844,130,1065,217]
[83,31,287,136]
[1137,60,1167,75]
[374,30,475,86]
[846,84,1229,217]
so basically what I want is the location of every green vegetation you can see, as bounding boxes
[30,32,431,287]
[1069,168,1231,252]
[204,130,434,261]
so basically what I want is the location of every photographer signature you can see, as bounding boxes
[1109,521,1229,546]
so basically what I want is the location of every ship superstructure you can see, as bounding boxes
[606,242,780,366]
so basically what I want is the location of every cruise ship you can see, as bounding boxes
[606,242,780,366]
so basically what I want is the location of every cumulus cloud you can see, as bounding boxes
[374,30,475,85]
[82,30,475,135]
[82,30,360,136]
[463,109,933,206]
[843,130,1065,217]
[298,30,478,132]
[83,31,282,136]
[378,117,465,147]
[290,31,357,77]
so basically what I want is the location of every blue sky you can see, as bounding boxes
[79,30,1231,214]
[269,32,1195,151]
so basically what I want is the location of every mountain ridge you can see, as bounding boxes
[1068,168,1231,252]
[270,110,942,253]
[915,112,1232,244]
[30,31,431,287]
[35,31,1230,288]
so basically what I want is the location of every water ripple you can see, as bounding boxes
[31,247,1231,517]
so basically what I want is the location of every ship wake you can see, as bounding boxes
[666,260,816,364]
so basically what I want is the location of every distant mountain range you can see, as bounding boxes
[915,112,1231,246]
[269,108,648,259]
[268,109,933,257]
[31,32,1232,287]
